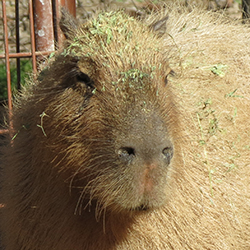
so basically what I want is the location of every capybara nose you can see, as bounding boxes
[117,139,174,169]
[162,146,174,165]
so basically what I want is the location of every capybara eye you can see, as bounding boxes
[164,75,169,85]
[164,70,175,85]
[162,147,173,165]
[118,147,135,161]
[76,71,93,87]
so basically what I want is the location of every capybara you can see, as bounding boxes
[0,5,250,250]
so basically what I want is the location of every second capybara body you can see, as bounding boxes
[0,5,250,250]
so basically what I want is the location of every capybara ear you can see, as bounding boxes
[149,15,168,35]
[59,7,79,40]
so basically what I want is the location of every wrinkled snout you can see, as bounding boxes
[114,110,174,210]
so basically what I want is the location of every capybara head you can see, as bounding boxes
[12,10,179,217]
[2,5,250,250]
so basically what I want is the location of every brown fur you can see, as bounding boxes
[1,5,250,250]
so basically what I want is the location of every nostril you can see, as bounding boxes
[118,147,135,162]
[162,147,174,165]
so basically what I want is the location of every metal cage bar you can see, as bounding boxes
[1,0,12,135]
[0,0,76,135]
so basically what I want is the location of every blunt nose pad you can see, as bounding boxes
[117,145,173,166]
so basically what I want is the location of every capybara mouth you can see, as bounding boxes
[135,204,150,211]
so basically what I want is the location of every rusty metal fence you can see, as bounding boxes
[0,0,76,135]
